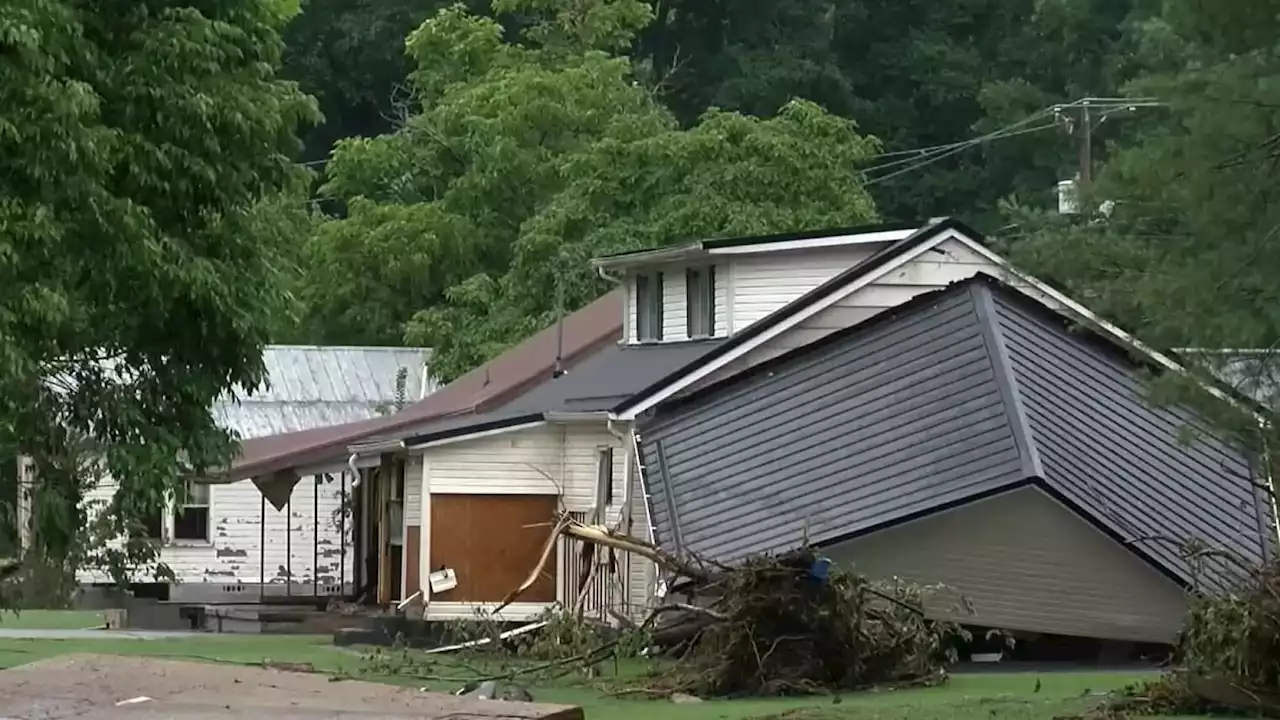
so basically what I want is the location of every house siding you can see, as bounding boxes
[826,487,1189,643]
[728,246,877,330]
[641,289,1026,562]
[420,422,639,615]
[991,293,1269,590]
[709,238,1050,383]
[77,473,355,596]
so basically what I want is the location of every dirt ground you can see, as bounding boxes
[0,654,584,719]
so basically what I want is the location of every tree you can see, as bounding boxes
[407,100,880,379]
[281,0,476,165]
[1005,0,1280,363]
[0,0,315,583]
[303,0,880,379]
[302,3,669,346]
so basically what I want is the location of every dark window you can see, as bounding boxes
[635,272,664,341]
[595,447,614,516]
[173,480,210,541]
[686,266,716,338]
[140,511,164,541]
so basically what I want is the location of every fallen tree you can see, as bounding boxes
[494,514,966,697]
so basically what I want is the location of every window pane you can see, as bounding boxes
[173,507,207,541]
[187,480,210,506]
[686,267,714,337]
[636,274,652,340]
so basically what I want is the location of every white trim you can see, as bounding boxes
[954,236,1263,421]
[420,455,431,607]
[425,601,554,621]
[405,420,547,451]
[614,227,972,420]
[705,228,916,255]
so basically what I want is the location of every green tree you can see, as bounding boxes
[0,0,315,584]
[407,100,880,379]
[305,0,880,378]
[300,1,671,346]
[281,0,477,165]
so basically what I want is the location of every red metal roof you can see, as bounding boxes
[219,290,623,481]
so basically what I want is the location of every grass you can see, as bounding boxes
[0,632,1189,720]
[0,609,106,630]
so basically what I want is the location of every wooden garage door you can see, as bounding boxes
[429,494,559,603]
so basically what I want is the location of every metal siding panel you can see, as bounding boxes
[992,295,1265,589]
[827,487,1189,643]
[642,289,1025,562]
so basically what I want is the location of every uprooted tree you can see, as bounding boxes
[460,515,968,698]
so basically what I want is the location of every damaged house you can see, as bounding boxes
[20,345,433,602]
[193,218,1274,646]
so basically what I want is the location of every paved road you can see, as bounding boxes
[0,628,203,639]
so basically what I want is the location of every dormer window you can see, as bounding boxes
[636,271,664,342]
[686,266,715,338]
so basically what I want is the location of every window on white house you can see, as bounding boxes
[173,480,210,541]
[595,447,614,519]
[635,271,664,342]
[686,266,715,338]
[140,509,165,541]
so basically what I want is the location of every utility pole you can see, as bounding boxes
[1077,100,1092,193]
[1053,96,1163,211]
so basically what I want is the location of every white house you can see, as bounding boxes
[20,345,433,602]
[341,218,1135,621]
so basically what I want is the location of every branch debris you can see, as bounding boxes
[478,513,966,698]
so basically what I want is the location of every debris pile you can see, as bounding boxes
[640,548,962,697]
[1172,558,1280,715]
[1093,558,1280,719]
[519,518,967,698]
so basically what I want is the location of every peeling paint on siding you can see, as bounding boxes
[74,345,433,593]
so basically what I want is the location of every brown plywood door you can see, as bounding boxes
[430,494,559,603]
[405,525,421,596]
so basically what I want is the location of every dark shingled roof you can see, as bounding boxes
[388,339,726,448]
[640,274,1274,594]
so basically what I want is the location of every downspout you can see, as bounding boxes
[598,264,626,344]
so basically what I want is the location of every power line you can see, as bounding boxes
[857,96,1167,188]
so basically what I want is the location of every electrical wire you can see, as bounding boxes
[857,96,1163,187]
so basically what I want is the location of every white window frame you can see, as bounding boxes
[686,265,715,338]
[171,479,211,544]
[635,271,664,342]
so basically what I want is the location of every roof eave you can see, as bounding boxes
[591,244,707,270]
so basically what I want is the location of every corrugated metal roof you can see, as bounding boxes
[213,346,433,440]
[641,275,1271,593]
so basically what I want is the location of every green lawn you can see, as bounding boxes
[0,633,1185,720]
[0,609,106,630]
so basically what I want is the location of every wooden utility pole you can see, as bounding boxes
[1077,100,1093,193]
[1055,96,1164,205]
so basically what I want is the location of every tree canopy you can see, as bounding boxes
[0,0,314,580]
[305,0,880,379]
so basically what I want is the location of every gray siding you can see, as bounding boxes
[641,289,1026,562]
[827,487,1189,643]
[991,293,1269,590]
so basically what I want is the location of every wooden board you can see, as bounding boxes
[430,494,559,603]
